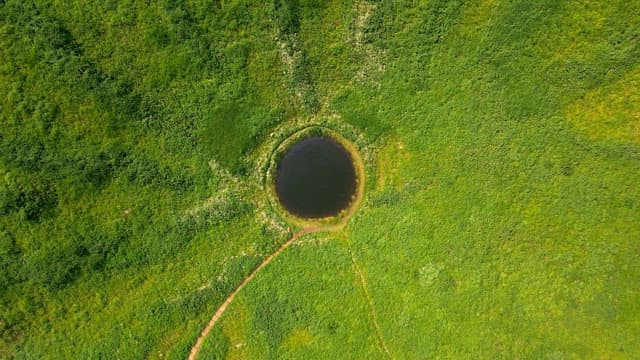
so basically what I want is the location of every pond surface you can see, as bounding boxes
[275,136,356,218]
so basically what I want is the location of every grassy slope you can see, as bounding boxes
[1,0,639,359]
[1,1,290,358]
[213,0,640,359]
[200,234,381,359]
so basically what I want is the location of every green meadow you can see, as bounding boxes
[1,0,639,359]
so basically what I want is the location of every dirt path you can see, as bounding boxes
[187,226,326,360]
[188,136,367,360]
[345,237,393,359]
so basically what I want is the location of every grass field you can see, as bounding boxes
[1,0,639,359]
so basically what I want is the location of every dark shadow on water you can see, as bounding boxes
[275,136,356,218]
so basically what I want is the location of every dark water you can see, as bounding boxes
[275,136,356,218]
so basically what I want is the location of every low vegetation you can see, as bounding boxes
[1,0,639,359]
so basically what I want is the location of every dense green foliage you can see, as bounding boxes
[1,0,639,359]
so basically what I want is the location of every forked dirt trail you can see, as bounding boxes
[188,225,357,360]
[187,226,325,360]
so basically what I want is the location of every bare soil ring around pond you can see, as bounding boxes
[265,126,365,228]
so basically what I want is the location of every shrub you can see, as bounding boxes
[0,175,58,221]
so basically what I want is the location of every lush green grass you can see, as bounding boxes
[200,234,381,359]
[1,0,639,359]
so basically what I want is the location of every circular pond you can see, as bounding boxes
[275,136,356,218]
